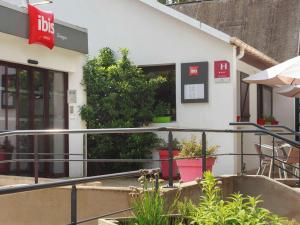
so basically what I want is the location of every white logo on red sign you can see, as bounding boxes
[214,61,230,79]
[28,4,55,49]
[38,15,55,34]
[189,66,200,76]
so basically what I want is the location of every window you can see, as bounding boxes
[141,65,176,121]
[257,85,273,119]
[240,72,250,121]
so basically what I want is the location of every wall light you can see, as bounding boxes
[26,0,53,6]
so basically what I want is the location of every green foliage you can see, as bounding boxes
[265,115,277,123]
[129,171,172,225]
[157,138,180,150]
[178,135,219,158]
[126,172,298,225]
[80,48,165,174]
[153,101,171,117]
[178,172,287,225]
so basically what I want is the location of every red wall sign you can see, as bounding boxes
[214,61,230,80]
[188,66,200,76]
[28,4,55,49]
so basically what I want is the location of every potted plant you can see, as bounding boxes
[152,101,172,123]
[257,118,266,126]
[157,138,180,180]
[175,135,219,182]
[265,115,279,125]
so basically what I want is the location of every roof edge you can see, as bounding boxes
[139,0,231,43]
[0,0,87,33]
[231,37,279,68]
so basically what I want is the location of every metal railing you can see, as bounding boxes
[230,122,300,180]
[0,124,299,224]
[0,125,300,186]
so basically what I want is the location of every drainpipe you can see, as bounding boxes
[237,47,245,60]
[230,37,278,67]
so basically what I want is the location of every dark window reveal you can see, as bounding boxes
[141,65,176,121]
[257,85,273,119]
[240,72,250,121]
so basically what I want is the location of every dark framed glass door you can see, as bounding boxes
[0,61,68,177]
[296,99,300,141]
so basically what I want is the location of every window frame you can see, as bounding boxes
[257,84,273,119]
[141,64,176,122]
[239,72,250,122]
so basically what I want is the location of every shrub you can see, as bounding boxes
[178,135,219,158]
[178,172,289,225]
[80,48,165,174]
[129,171,170,225]
[127,172,299,225]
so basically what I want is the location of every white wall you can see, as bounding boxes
[0,32,86,177]
[273,89,295,130]
[38,0,238,175]
[237,61,261,172]
[236,60,296,173]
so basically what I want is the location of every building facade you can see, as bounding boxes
[1,0,288,177]
[0,1,88,177]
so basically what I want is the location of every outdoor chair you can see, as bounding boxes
[254,143,287,178]
[280,147,300,178]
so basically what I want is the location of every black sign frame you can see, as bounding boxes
[181,62,209,103]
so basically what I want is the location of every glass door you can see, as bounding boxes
[296,99,300,141]
[16,68,31,176]
[48,71,67,177]
[32,70,47,176]
[0,61,68,177]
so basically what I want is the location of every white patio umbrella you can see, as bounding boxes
[277,85,300,98]
[243,56,300,86]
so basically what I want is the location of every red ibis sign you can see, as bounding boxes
[28,4,55,49]
[188,66,200,76]
[214,61,230,82]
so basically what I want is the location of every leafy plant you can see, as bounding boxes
[265,115,278,123]
[80,48,166,174]
[153,101,171,117]
[177,135,219,158]
[126,172,299,225]
[156,138,180,150]
[129,170,178,225]
[178,172,287,225]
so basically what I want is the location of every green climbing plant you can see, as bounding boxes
[80,48,165,174]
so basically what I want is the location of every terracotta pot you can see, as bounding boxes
[176,158,216,182]
[159,149,179,179]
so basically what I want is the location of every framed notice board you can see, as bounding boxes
[181,62,209,103]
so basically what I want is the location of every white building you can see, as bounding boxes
[1,0,294,177]
[0,0,88,177]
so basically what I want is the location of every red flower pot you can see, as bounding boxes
[271,120,279,125]
[176,158,216,182]
[257,118,265,126]
[159,149,179,179]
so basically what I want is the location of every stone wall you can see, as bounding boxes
[171,0,300,62]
